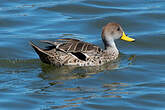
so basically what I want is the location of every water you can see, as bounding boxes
[0,0,165,109]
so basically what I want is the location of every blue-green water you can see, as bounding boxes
[0,0,165,110]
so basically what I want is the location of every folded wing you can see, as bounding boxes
[41,38,102,53]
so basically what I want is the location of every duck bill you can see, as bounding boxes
[121,32,135,42]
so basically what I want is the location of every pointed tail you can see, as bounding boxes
[29,41,52,64]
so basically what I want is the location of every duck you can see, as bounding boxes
[30,22,135,66]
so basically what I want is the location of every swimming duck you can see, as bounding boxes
[30,22,135,66]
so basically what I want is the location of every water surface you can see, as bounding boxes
[0,0,165,110]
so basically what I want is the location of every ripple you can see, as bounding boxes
[0,0,165,110]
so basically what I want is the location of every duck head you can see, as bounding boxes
[102,22,135,49]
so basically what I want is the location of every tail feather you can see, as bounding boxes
[29,41,52,64]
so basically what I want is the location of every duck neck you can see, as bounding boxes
[104,39,119,56]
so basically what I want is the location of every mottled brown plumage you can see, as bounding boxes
[41,38,102,53]
[30,22,135,66]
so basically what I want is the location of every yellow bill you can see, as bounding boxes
[121,32,135,42]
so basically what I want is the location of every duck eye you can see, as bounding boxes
[117,27,120,31]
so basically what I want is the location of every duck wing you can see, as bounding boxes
[41,38,102,53]
[40,38,103,61]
